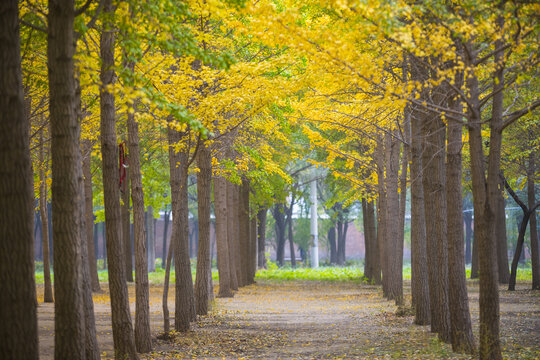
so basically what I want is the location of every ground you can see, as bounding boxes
[36,280,540,359]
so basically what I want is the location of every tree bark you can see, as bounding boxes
[495,183,509,284]
[375,136,388,296]
[226,181,239,290]
[100,1,139,357]
[162,234,174,334]
[162,210,170,269]
[0,1,39,356]
[195,143,212,315]
[286,196,296,268]
[214,176,233,297]
[257,208,267,269]
[446,114,475,353]
[464,211,473,265]
[240,179,251,284]
[40,130,54,302]
[127,100,152,353]
[122,160,133,282]
[528,152,539,290]
[146,206,156,272]
[328,227,337,265]
[409,103,430,325]
[233,183,244,285]
[83,139,101,292]
[249,214,258,283]
[363,199,380,284]
[273,203,287,267]
[167,124,196,331]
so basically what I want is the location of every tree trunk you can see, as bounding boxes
[122,160,133,282]
[446,114,475,353]
[195,143,212,315]
[464,212,472,265]
[240,179,251,284]
[146,206,156,272]
[328,227,337,265]
[162,234,174,334]
[0,1,39,356]
[495,183,509,284]
[385,132,403,305]
[127,100,152,353]
[528,153,539,290]
[409,103,430,325]
[233,184,243,286]
[257,208,267,269]
[375,136,388,296]
[466,55,502,359]
[273,203,286,267]
[471,227,479,279]
[421,107,451,342]
[226,181,239,290]
[167,124,195,331]
[249,214,258,283]
[363,199,380,284]
[214,176,233,297]
[83,139,101,292]
[40,130,54,302]
[162,210,170,269]
[100,1,139,356]
[286,196,296,268]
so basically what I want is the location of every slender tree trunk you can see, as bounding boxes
[167,124,195,331]
[375,136,388,296]
[466,55,502,359]
[365,199,380,283]
[0,1,39,356]
[528,153,539,290]
[162,235,174,334]
[195,143,212,315]
[122,162,133,282]
[471,227,479,279]
[240,179,251,284]
[328,227,337,265]
[226,181,239,290]
[446,115,475,353]
[83,139,101,292]
[464,212,472,265]
[249,214,258,283]
[286,196,296,268]
[162,210,170,269]
[257,208,267,269]
[127,100,152,353]
[100,1,138,357]
[273,204,286,267]
[233,184,244,285]
[214,176,233,297]
[385,132,403,305]
[40,131,54,302]
[147,206,156,272]
[496,184,509,284]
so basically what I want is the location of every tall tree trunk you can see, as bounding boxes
[100,1,138,357]
[375,136,388,296]
[328,227,337,265]
[40,130,54,302]
[446,115,475,353]
[122,160,133,282]
[470,227,479,279]
[240,179,251,284]
[496,184,509,284]
[226,181,239,290]
[364,199,380,283]
[257,208,267,269]
[464,212,473,265]
[162,235,174,334]
[0,1,39,356]
[195,143,212,315]
[385,132,403,305]
[249,214,258,283]
[83,139,101,292]
[421,108,451,342]
[146,206,156,272]
[286,196,296,268]
[167,124,195,331]
[162,210,170,269]
[127,100,152,353]
[409,103,430,325]
[214,176,233,297]
[233,184,243,286]
[47,0,88,357]
[466,52,502,359]
[528,153,539,290]
[273,203,286,267]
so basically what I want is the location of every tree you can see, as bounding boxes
[0,1,39,357]
[99,0,138,357]
[214,175,234,297]
[40,128,54,301]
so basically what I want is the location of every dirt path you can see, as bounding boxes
[37,280,539,359]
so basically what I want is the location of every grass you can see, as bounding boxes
[34,259,534,284]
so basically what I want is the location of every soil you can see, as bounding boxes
[36,280,540,359]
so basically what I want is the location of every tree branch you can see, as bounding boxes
[501,173,527,212]
[501,99,540,130]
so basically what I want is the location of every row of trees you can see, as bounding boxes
[1,1,538,360]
